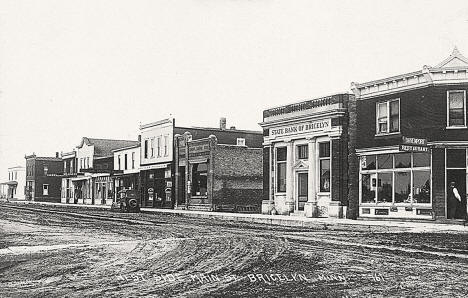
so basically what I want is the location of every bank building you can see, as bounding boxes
[351,47,468,221]
[260,93,351,218]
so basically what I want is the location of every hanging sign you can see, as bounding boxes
[399,136,428,152]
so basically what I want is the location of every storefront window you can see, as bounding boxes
[394,172,411,203]
[395,153,411,168]
[361,174,375,203]
[319,142,330,192]
[377,173,392,203]
[361,155,376,170]
[447,149,466,168]
[192,163,208,196]
[276,147,287,192]
[377,154,392,169]
[360,152,431,205]
[413,171,430,203]
[413,152,430,167]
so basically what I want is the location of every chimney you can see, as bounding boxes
[220,117,226,130]
[56,152,59,158]
[230,126,236,130]
[138,134,141,142]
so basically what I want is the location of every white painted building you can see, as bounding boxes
[0,166,26,200]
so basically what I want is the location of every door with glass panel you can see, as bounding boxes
[297,172,308,211]
[446,149,466,219]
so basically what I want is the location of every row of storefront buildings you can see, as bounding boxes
[6,48,468,221]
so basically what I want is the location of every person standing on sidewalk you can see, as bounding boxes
[448,181,461,219]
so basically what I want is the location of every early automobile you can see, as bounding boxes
[112,189,140,213]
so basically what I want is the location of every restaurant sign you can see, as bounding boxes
[399,136,429,153]
[270,119,331,137]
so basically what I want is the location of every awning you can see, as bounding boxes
[71,176,91,182]
[0,181,18,186]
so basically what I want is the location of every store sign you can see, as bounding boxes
[270,119,331,137]
[189,143,210,154]
[399,136,428,153]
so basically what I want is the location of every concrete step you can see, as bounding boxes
[290,211,305,217]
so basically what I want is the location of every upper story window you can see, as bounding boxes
[236,138,246,146]
[144,140,149,159]
[43,165,48,175]
[118,155,121,170]
[447,90,466,127]
[297,144,308,159]
[157,136,162,157]
[150,138,155,157]
[164,135,169,156]
[124,154,128,170]
[376,99,400,134]
[132,152,135,169]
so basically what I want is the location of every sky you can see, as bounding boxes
[1,0,468,181]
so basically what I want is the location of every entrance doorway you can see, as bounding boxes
[297,172,308,211]
[447,169,466,219]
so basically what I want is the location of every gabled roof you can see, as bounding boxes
[77,137,139,157]
[435,47,468,68]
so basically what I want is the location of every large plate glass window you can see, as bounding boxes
[276,147,287,192]
[447,91,466,127]
[192,163,208,196]
[360,152,431,205]
[376,99,400,134]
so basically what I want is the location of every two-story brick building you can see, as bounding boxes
[25,154,62,202]
[260,94,351,218]
[351,48,468,221]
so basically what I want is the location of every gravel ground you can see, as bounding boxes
[1,203,468,298]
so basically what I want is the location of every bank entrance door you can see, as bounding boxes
[297,172,308,211]
[446,149,467,219]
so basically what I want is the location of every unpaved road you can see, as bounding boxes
[1,203,468,298]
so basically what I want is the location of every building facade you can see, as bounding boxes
[72,137,139,205]
[0,166,26,200]
[61,151,78,204]
[25,154,62,202]
[112,143,141,202]
[260,94,351,218]
[351,48,468,221]
[174,130,263,212]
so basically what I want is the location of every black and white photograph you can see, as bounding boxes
[2,1,468,297]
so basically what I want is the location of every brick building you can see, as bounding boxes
[260,93,351,218]
[139,118,263,209]
[174,128,263,212]
[351,47,468,221]
[25,154,62,202]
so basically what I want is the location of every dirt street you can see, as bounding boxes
[1,203,468,298]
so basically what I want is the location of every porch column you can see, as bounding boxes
[305,137,318,217]
[285,140,295,213]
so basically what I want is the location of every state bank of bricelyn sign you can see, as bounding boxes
[399,136,429,153]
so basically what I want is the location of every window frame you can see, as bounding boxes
[297,144,308,160]
[359,152,431,205]
[318,142,331,193]
[375,98,400,135]
[446,90,467,128]
[275,147,287,193]
[43,184,49,196]
[236,138,246,146]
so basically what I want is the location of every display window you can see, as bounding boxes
[360,152,431,204]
